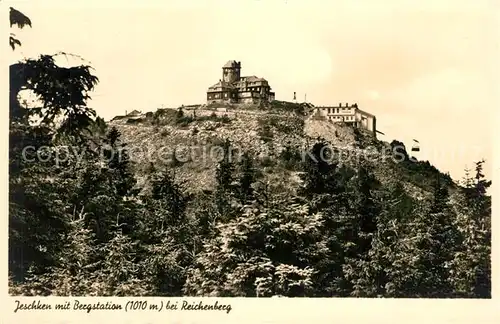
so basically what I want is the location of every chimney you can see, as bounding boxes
[339,103,342,107]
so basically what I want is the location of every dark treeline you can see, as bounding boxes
[9,7,491,298]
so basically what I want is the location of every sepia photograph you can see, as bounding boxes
[7,0,493,301]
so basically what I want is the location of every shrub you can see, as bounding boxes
[126,118,144,124]
[160,129,170,137]
[258,124,274,143]
[260,156,275,168]
[152,108,178,125]
[176,116,194,127]
[258,116,304,137]
[279,145,303,170]
[221,114,231,124]
[195,112,232,124]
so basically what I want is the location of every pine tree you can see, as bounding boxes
[237,152,256,204]
[214,139,236,219]
[448,160,491,297]
[461,160,492,215]
[295,140,357,296]
[93,227,152,296]
[342,162,382,297]
[35,211,104,295]
[8,123,70,280]
[358,181,418,297]
[409,175,455,297]
[299,140,338,198]
[136,169,195,296]
[183,195,329,297]
[103,126,138,197]
[150,169,188,229]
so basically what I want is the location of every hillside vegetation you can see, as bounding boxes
[9,9,491,298]
[10,100,491,298]
[109,105,449,200]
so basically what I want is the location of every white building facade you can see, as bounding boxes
[313,103,376,135]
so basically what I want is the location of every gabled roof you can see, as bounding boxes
[127,109,142,116]
[207,80,235,92]
[209,80,235,88]
[241,75,267,82]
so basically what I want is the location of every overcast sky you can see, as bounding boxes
[7,0,498,181]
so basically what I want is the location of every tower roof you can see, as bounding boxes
[223,60,240,68]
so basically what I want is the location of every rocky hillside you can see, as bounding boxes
[109,103,454,198]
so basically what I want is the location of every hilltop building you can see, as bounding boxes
[122,109,143,120]
[312,103,377,135]
[126,109,142,116]
[206,60,275,104]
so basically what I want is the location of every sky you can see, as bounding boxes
[5,0,498,181]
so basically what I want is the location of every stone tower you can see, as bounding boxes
[222,60,241,83]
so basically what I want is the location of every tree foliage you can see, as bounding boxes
[8,9,492,298]
[9,7,32,50]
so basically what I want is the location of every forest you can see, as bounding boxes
[8,7,491,298]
